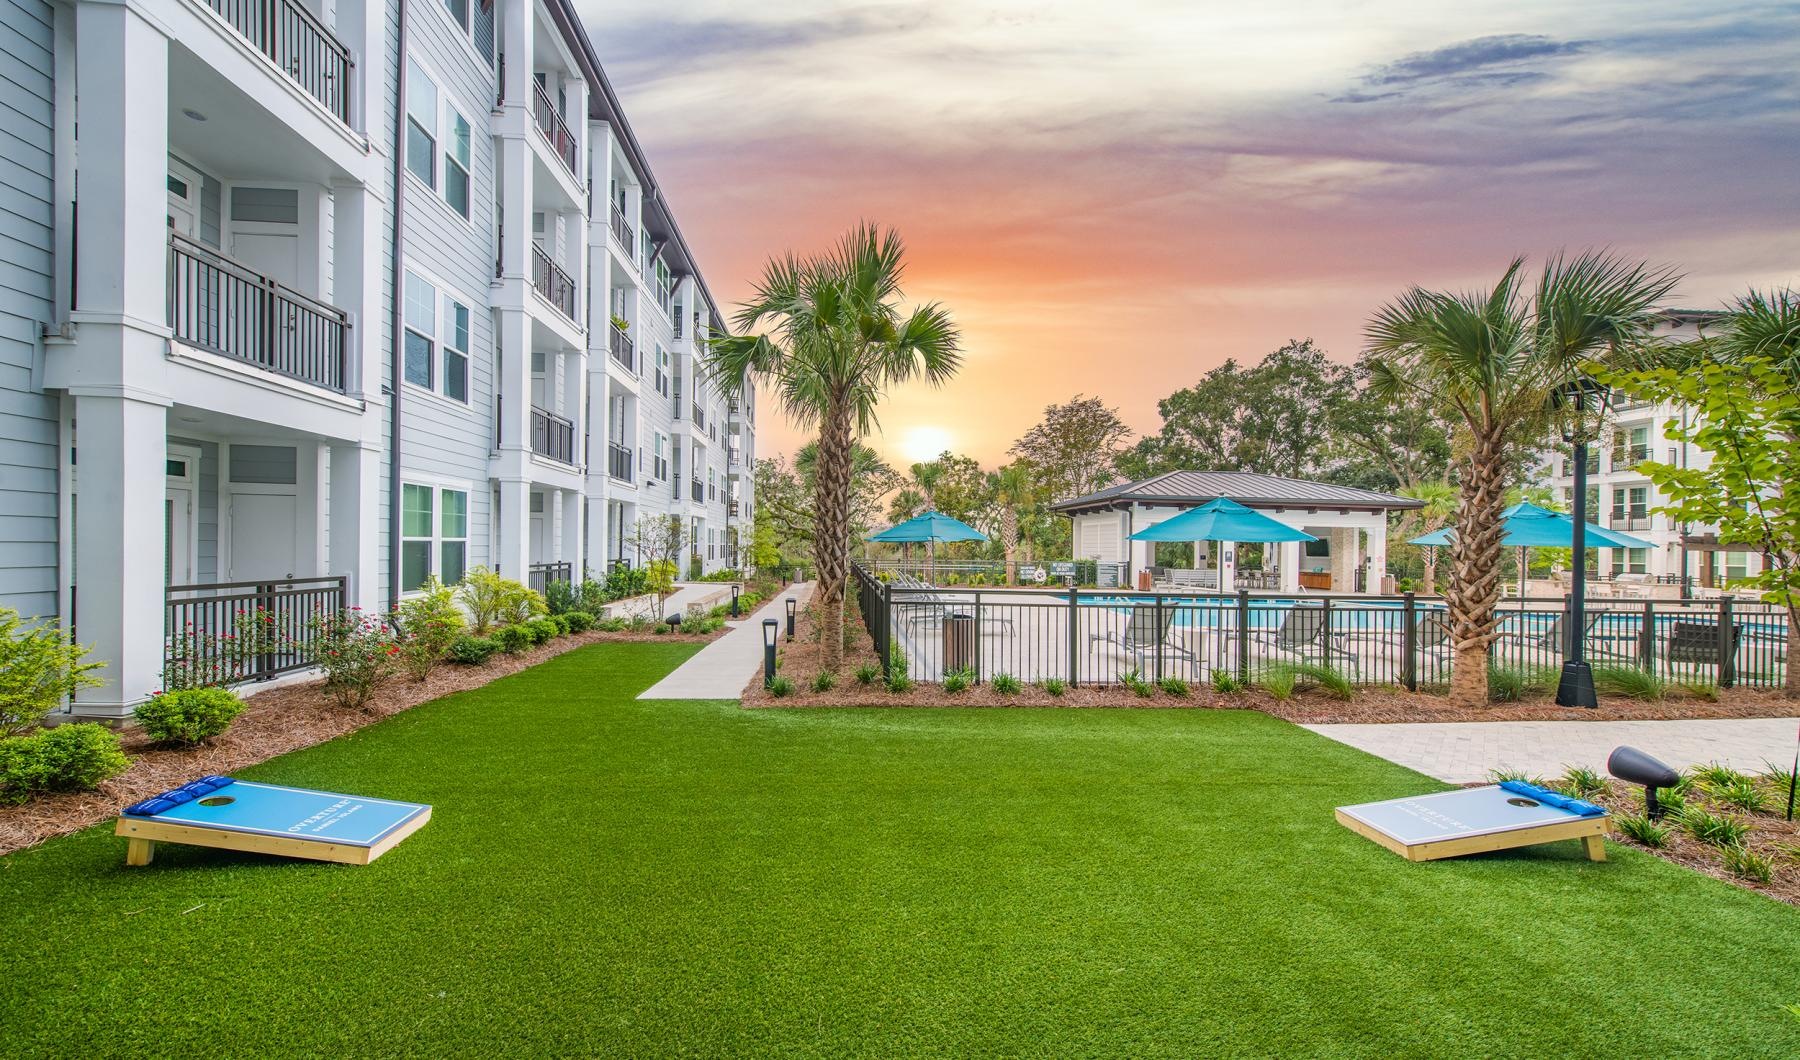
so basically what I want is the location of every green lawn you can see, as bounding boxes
[4,642,1798,1056]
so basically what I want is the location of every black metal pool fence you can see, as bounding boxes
[851,563,1789,691]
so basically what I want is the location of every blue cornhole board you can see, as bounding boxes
[115,777,430,867]
[1336,784,1609,862]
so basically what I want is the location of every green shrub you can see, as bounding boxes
[456,568,546,634]
[943,668,975,693]
[605,565,649,601]
[1488,767,1550,786]
[446,636,498,666]
[1679,807,1751,848]
[543,578,578,616]
[304,610,399,710]
[1488,665,1556,703]
[1158,676,1190,697]
[1291,662,1355,700]
[991,673,1022,695]
[576,578,610,614]
[811,670,837,693]
[653,623,673,636]
[1692,762,1750,790]
[1255,664,1299,701]
[768,676,795,698]
[1212,670,1246,694]
[547,614,572,636]
[1121,669,1153,698]
[133,688,244,746]
[629,615,655,633]
[854,664,880,686]
[1719,843,1774,884]
[1557,766,1607,800]
[1041,677,1068,697]
[0,608,105,737]
[0,724,130,803]
[1653,789,1687,818]
[1711,777,1770,815]
[394,578,466,681]
[596,616,629,633]
[526,617,559,645]
[1592,665,1665,701]
[1615,813,1673,848]
[1677,680,1719,702]
[563,611,594,634]
[494,624,532,655]
[885,646,912,692]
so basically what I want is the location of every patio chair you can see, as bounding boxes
[1087,603,1193,666]
[1245,605,1359,675]
[1665,621,1740,674]
[1493,610,1635,664]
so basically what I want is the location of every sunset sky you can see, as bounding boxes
[584,1,1800,469]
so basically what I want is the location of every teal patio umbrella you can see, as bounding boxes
[869,510,987,582]
[1130,497,1315,591]
[1409,502,1655,595]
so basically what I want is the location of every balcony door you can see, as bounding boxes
[228,187,302,292]
[167,161,201,237]
[165,445,202,587]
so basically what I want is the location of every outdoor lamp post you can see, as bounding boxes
[762,619,778,687]
[731,584,741,618]
[785,597,797,640]
[1555,377,1609,709]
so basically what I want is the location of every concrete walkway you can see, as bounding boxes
[1304,716,1800,784]
[639,582,816,699]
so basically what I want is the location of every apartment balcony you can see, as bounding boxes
[607,441,634,483]
[531,245,578,322]
[608,322,636,372]
[728,500,740,517]
[527,562,573,595]
[691,480,705,504]
[610,204,635,265]
[198,0,354,128]
[530,406,575,465]
[1611,444,1652,468]
[531,79,580,179]
[1559,455,1600,478]
[167,233,348,393]
[1609,511,1652,532]
[690,402,705,431]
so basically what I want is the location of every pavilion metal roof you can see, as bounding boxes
[1051,471,1423,515]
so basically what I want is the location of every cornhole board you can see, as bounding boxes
[115,776,430,867]
[1336,785,1608,862]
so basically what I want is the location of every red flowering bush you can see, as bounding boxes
[304,610,400,710]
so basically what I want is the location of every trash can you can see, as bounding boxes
[943,612,975,674]
[1137,569,1153,592]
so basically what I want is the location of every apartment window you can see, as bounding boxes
[406,59,438,187]
[1725,551,1750,581]
[655,345,670,396]
[1611,547,1648,576]
[404,271,435,389]
[653,433,668,481]
[444,297,470,403]
[403,484,468,590]
[443,0,468,28]
[444,107,472,218]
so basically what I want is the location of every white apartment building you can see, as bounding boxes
[1540,309,1762,588]
[0,0,753,718]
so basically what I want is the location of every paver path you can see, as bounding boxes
[639,582,816,699]
[1303,716,1800,784]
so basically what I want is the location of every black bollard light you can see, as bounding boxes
[762,619,778,687]
[785,597,797,640]
[731,584,741,618]
[1607,745,1680,819]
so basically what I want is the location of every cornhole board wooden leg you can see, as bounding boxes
[125,838,155,867]
[1335,809,1609,862]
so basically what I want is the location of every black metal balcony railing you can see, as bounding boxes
[531,244,577,321]
[164,576,346,687]
[728,500,740,517]
[608,441,634,483]
[1610,510,1651,531]
[167,233,348,393]
[531,406,575,465]
[610,203,635,261]
[531,78,579,178]
[690,402,704,430]
[203,0,354,126]
[528,562,572,594]
[691,480,705,504]
[609,322,634,371]
[1612,444,1652,467]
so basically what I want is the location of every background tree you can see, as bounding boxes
[627,515,687,619]
[708,225,961,671]
[1320,353,1455,490]
[1116,340,1350,480]
[1008,395,1133,502]
[1368,252,1677,708]
[988,463,1036,583]
[886,487,926,525]
[1392,481,1457,594]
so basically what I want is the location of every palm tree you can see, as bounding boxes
[887,488,926,525]
[989,464,1035,585]
[707,225,962,671]
[1368,252,1677,708]
[1396,481,1457,595]
[908,460,946,510]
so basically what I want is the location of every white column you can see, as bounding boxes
[329,442,382,610]
[72,395,167,716]
[496,309,532,452]
[1218,540,1236,593]
[562,488,584,577]
[1366,516,1388,594]
[1279,540,1302,594]
[496,478,531,580]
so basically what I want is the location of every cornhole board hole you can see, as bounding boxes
[1336,783,1608,863]
[115,776,430,867]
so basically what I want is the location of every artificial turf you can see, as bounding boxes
[3,641,1798,1057]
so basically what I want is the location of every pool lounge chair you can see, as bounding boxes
[1245,605,1359,676]
[1087,603,1194,669]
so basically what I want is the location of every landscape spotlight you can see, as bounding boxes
[1607,745,1680,819]
[785,597,797,640]
[762,619,778,687]
[731,584,741,618]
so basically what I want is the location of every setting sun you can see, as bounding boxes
[898,425,954,464]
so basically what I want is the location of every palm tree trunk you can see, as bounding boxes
[1447,430,1509,708]
[1003,509,1018,585]
[1422,555,1438,596]
[813,400,853,673]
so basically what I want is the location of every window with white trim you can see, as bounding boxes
[402,483,469,591]
[653,432,668,481]
[406,59,437,188]
[443,296,470,403]
[444,105,472,218]
[404,271,435,389]
[440,489,468,583]
[654,345,670,396]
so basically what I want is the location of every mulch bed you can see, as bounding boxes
[0,627,724,858]
[1585,777,1800,906]
[744,602,1799,720]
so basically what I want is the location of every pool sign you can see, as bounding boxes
[1336,783,1609,862]
[116,778,430,867]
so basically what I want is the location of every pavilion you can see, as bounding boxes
[1050,471,1422,593]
